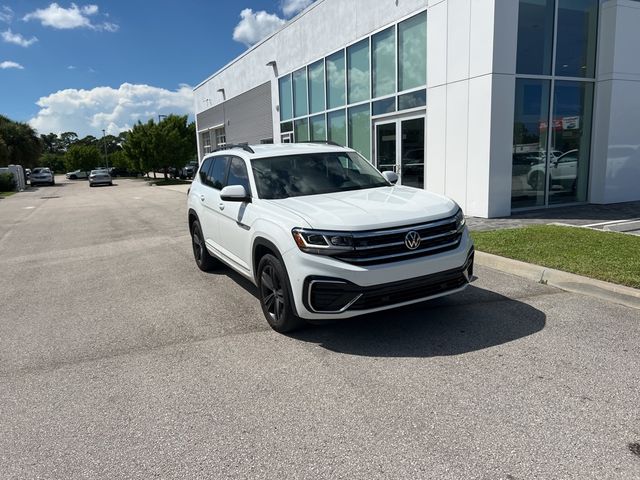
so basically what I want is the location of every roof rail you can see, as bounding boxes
[299,140,343,147]
[213,143,255,154]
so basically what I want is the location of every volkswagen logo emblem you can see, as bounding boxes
[404,231,421,250]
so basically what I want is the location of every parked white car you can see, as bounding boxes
[66,169,89,180]
[30,167,55,186]
[527,149,578,190]
[89,169,112,187]
[187,143,474,333]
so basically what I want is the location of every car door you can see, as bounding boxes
[215,155,254,272]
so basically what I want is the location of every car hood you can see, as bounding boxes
[267,186,458,231]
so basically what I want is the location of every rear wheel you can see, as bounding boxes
[191,220,217,271]
[257,254,304,333]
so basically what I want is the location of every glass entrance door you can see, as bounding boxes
[374,116,425,188]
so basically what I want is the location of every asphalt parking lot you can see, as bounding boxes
[1,177,639,479]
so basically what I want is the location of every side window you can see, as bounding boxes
[226,157,251,194]
[199,158,212,185]
[207,156,230,190]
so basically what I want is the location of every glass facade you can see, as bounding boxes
[512,0,598,209]
[277,11,427,161]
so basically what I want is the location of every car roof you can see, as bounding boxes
[203,143,354,161]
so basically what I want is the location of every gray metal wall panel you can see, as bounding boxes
[196,81,273,149]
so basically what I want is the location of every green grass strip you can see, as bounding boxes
[471,225,640,289]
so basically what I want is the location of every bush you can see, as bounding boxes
[0,172,15,191]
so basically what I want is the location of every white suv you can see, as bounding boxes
[187,143,474,332]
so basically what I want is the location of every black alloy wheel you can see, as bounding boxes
[257,254,304,333]
[191,220,217,271]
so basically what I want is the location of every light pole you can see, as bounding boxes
[102,129,109,170]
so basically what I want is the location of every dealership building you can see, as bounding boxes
[194,0,640,218]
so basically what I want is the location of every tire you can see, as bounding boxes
[109,182,113,186]
[191,220,217,272]
[257,254,304,333]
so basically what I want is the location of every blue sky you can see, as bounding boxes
[0,0,313,136]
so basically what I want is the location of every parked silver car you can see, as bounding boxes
[89,169,112,187]
[30,167,55,186]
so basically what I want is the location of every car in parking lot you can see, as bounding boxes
[187,143,473,333]
[66,169,89,180]
[89,169,112,187]
[178,161,199,179]
[30,167,55,186]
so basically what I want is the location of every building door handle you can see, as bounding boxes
[218,202,225,211]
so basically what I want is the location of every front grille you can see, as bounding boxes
[333,214,463,266]
[304,250,474,313]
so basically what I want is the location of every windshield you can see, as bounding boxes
[251,152,389,199]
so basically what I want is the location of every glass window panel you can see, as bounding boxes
[375,123,396,172]
[516,0,555,75]
[399,12,427,91]
[310,114,326,141]
[372,27,396,98]
[281,121,293,132]
[398,89,426,110]
[401,118,425,189]
[372,97,396,116]
[512,79,551,209]
[292,68,308,118]
[555,0,598,78]
[326,50,345,109]
[308,60,325,114]
[279,75,293,121]
[227,157,251,194]
[548,81,593,204]
[327,109,346,147]
[348,104,371,161]
[294,118,310,142]
[208,156,230,190]
[347,39,370,104]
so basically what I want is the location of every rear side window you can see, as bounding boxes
[199,158,213,185]
[226,157,251,195]
[207,156,229,190]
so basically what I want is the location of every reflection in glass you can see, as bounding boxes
[512,79,551,209]
[401,118,425,189]
[548,81,593,204]
[281,121,293,133]
[308,60,325,114]
[372,97,396,116]
[555,0,598,78]
[294,118,309,142]
[372,27,395,98]
[326,50,345,109]
[398,89,426,111]
[327,109,346,147]
[292,68,308,118]
[347,39,370,104]
[310,114,326,141]
[348,104,371,160]
[376,123,396,174]
[399,12,427,91]
[279,75,293,121]
[516,0,554,75]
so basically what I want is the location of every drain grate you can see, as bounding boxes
[629,442,640,458]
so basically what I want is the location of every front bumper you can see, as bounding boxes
[89,177,111,185]
[283,228,474,320]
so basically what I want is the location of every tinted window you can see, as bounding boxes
[516,0,555,75]
[199,158,212,184]
[207,156,229,190]
[226,157,251,194]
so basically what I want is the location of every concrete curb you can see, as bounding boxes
[475,251,640,310]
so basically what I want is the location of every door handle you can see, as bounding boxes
[218,202,225,211]
[200,194,205,202]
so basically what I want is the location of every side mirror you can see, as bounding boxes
[220,185,250,202]
[382,170,399,184]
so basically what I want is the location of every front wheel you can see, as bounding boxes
[257,254,304,333]
[191,220,218,271]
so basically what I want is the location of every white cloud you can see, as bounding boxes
[281,0,314,17]
[0,60,24,69]
[232,8,285,47]
[2,29,38,47]
[29,83,194,136]
[0,5,13,23]
[23,3,118,31]
[67,65,76,69]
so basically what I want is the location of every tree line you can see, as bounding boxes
[0,114,197,178]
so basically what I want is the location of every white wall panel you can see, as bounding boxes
[446,0,470,83]
[426,84,447,194]
[469,0,494,77]
[444,80,469,209]
[427,1,448,88]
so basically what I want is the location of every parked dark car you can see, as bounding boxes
[178,161,199,179]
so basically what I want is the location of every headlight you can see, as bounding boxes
[292,228,354,255]
[454,208,466,230]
